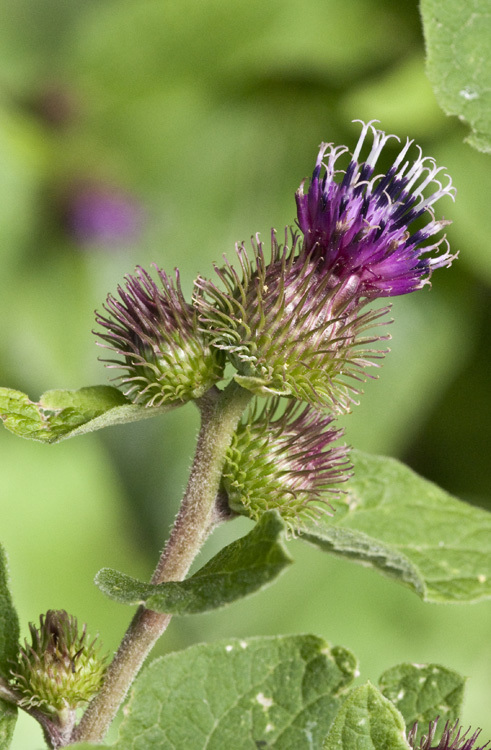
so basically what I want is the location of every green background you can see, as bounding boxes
[0,1,489,746]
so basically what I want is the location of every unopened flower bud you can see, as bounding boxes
[96,266,225,407]
[222,398,352,530]
[9,610,106,720]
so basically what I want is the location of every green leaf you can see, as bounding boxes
[0,385,171,443]
[379,663,465,744]
[96,511,292,614]
[323,682,409,750]
[0,699,16,750]
[114,635,357,749]
[300,451,491,603]
[421,0,491,153]
[0,543,19,747]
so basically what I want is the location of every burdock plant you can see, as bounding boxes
[0,121,489,749]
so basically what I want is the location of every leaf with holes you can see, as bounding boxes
[114,635,357,749]
[300,451,491,603]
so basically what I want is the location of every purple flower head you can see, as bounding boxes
[408,718,489,750]
[296,121,456,298]
[64,180,144,247]
[222,397,352,530]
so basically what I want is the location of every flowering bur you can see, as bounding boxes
[196,230,390,411]
[296,120,456,299]
[9,610,106,726]
[196,121,455,412]
[408,718,489,749]
[222,398,352,528]
[96,266,225,407]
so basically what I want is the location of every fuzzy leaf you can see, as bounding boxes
[0,700,16,750]
[114,635,357,749]
[379,663,465,744]
[96,511,292,614]
[323,682,409,750]
[0,543,19,747]
[0,386,171,443]
[421,0,491,153]
[301,451,491,603]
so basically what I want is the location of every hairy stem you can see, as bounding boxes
[71,381,252,745]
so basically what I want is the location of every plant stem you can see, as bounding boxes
[0,679,73,749]
[71,381,252,745]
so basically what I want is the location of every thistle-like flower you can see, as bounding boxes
[408,718,489,749]
[196,229,389,411]
[96,265,225,406]
[296,120,456,298]
[196,122,455,411]
[9,610,106,722]
[222,398,351,529]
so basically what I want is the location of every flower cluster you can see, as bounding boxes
[95,121,455,525]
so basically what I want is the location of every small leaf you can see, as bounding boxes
[0,543,19,747]
[421,0,491,153]
[300,451,491,603]
[96,511,292,614]
[323,682,409,750]
[0,385,171,443]
[379,663,465,744]
[114,635,357,749]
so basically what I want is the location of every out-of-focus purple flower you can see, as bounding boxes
[63,180,144,247]
[295,120,456,298]
[408,717,489,749]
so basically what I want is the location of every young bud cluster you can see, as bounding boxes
[9,610,106,721]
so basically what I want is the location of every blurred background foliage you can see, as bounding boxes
[0,1,489,746]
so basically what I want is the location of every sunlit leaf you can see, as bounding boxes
[0,386,171,444]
